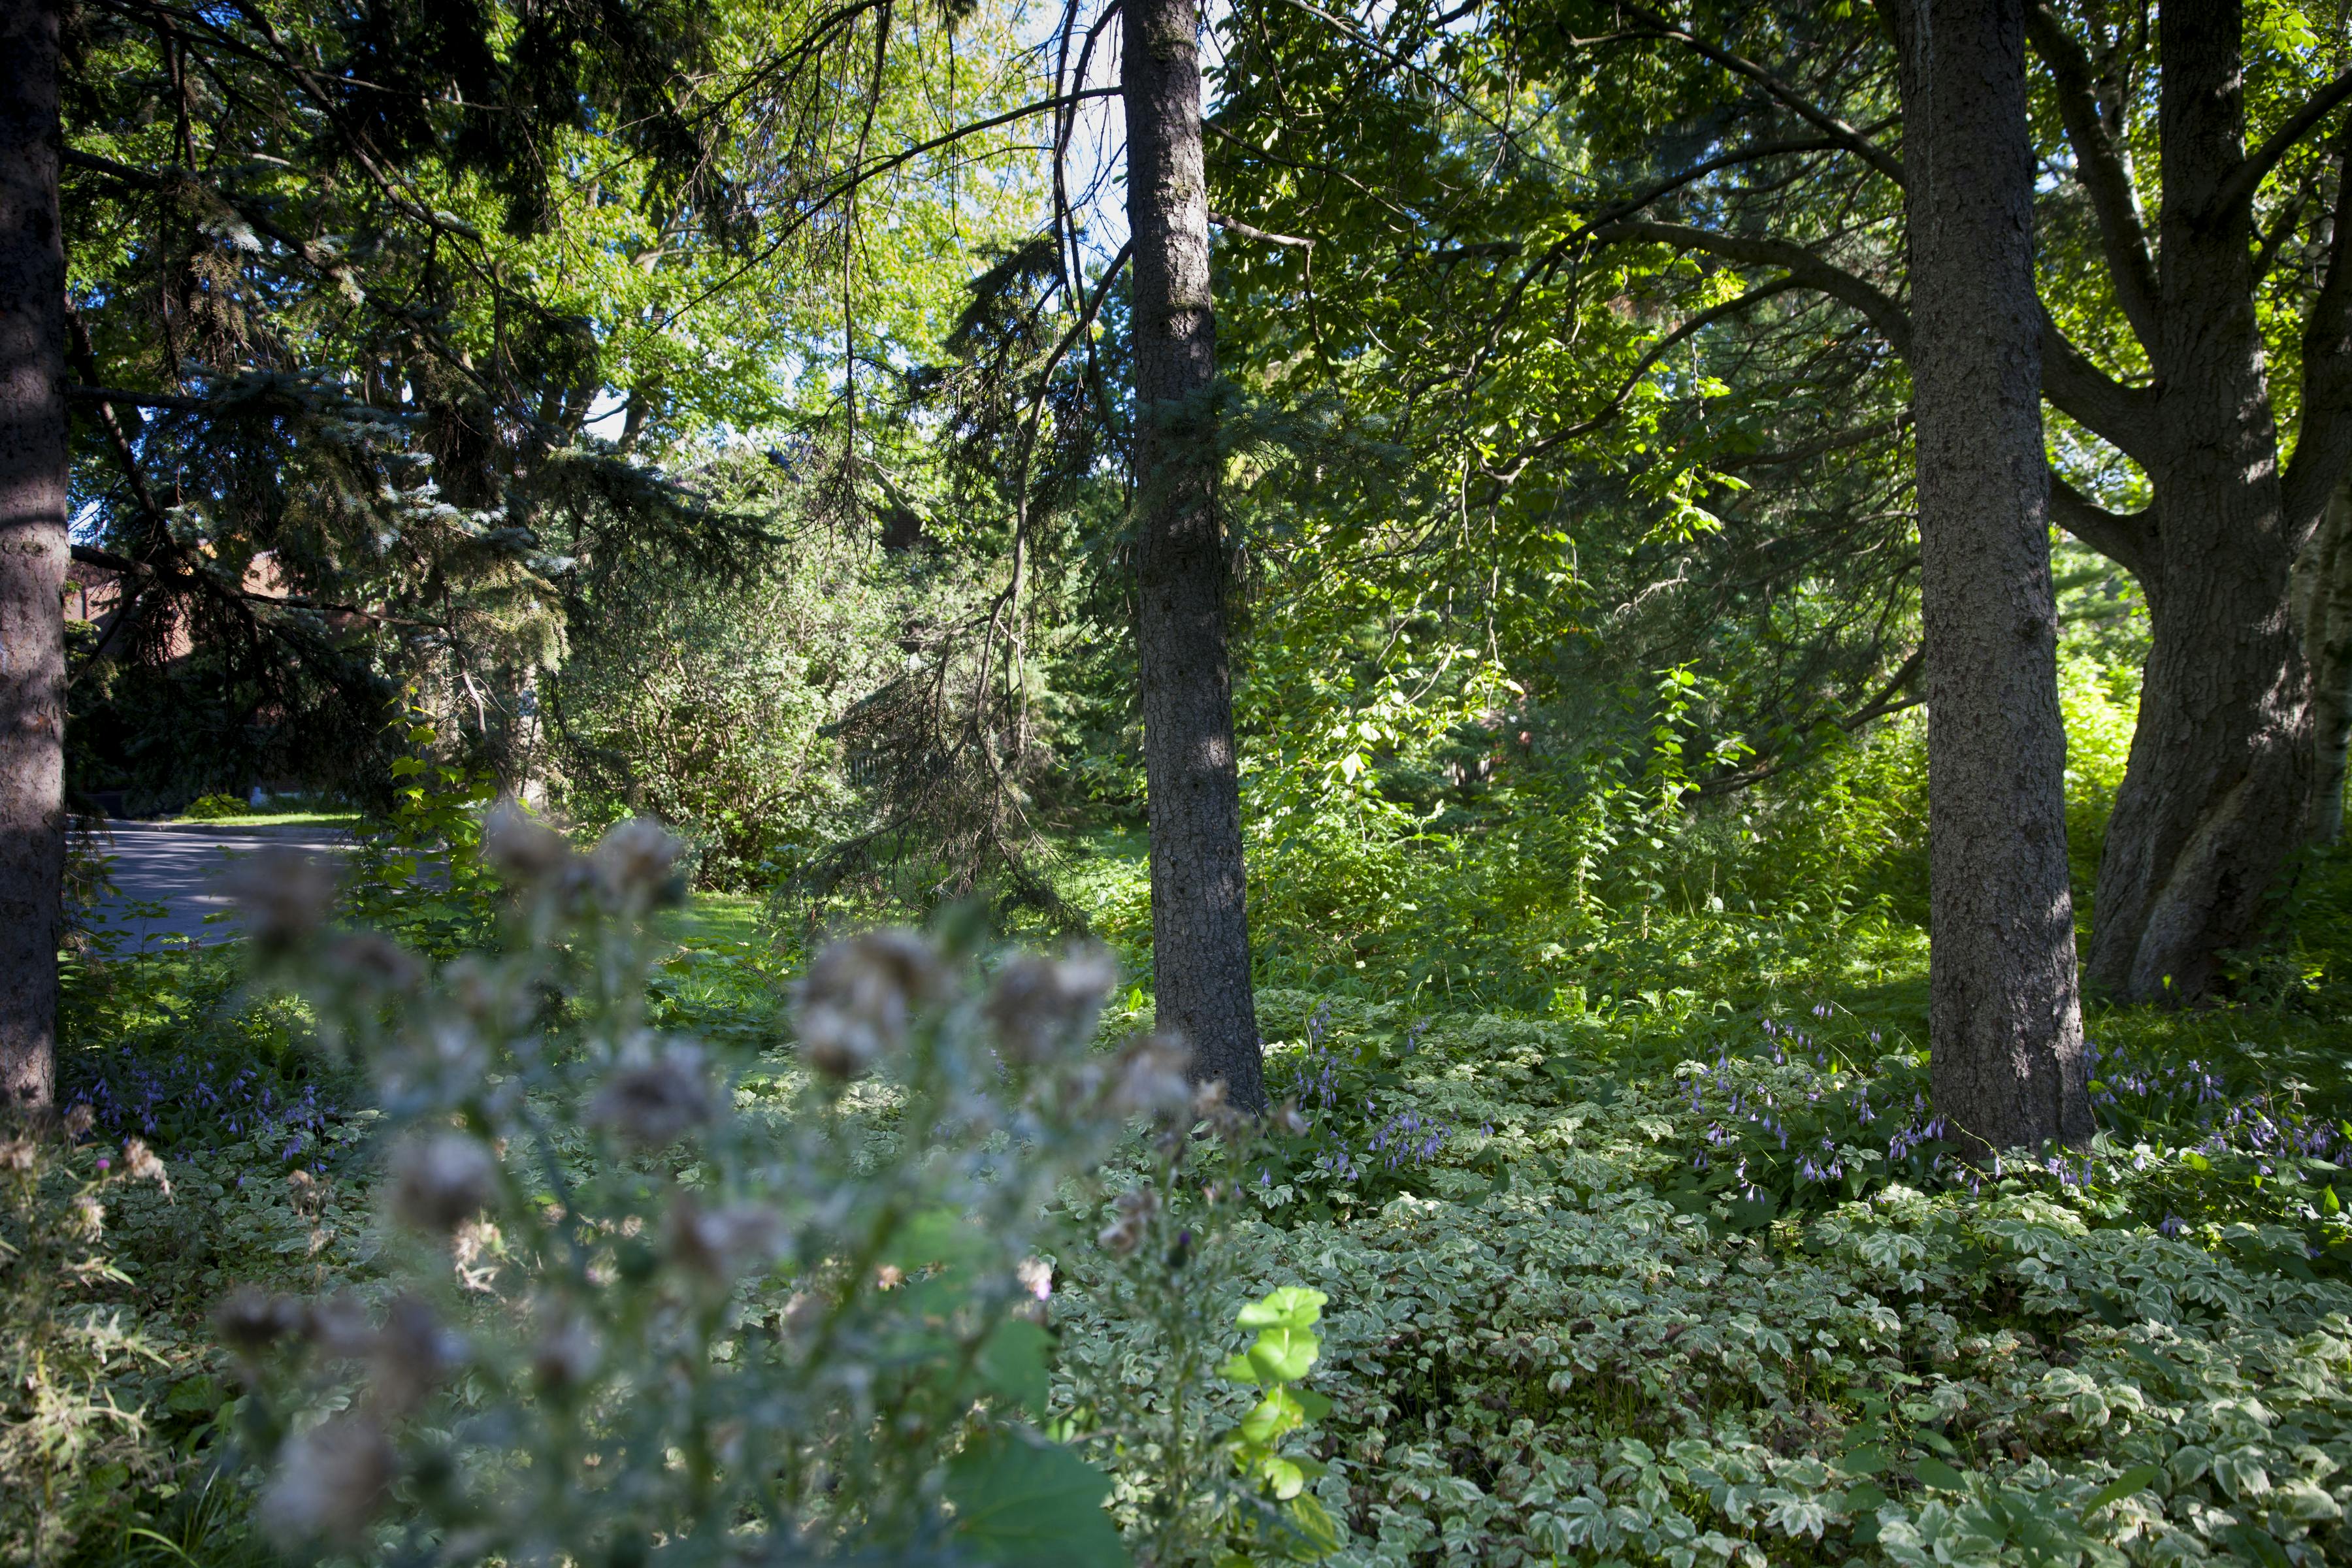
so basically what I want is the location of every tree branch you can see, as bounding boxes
[2215,68,2352,219]
[1495,277,1801,476]
[67,383,212,414]
[1697,647,1924,796]
[1588,218,1914,353]
[2048,472,2159,591]
[2036,304,2161,459]
[1712,414,1907,468]
[2025,3,2161,349]
[1623,5,1907,189]
[1210,211,1314,248]
[2287,133,2352,544]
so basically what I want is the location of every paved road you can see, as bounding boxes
[74,820,355,947]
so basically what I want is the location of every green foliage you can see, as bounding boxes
[180,794,248,823]
[0,1116,177,1565]
[1215,1287,1347,1563]
[546,466,914,889]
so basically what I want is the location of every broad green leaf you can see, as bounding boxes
[1912,1458,1968,1493]
[2085,1465,2162,1511]
[945,1428,1128,1568]
[978,1317,1052,1419]
[1247,1323,1322,1384]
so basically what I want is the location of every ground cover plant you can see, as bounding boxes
[20,731,2352,1565]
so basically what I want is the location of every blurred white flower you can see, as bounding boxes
[985,943,1119,1064]
[371,1294,463,1415]
[214,1286,304,1358]
[587,1037,717,1147]
[795,928,947,1080]
[667,1194,785,1281]
[482,798,573,885]
[259,1415,394,1548]
[592,817,685,905]
[389,1131,498,1233]
[1111,1034,1193,1118]
[221,846,338,954]
[532,1299,599,1394]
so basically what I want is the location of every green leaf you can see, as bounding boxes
[1262,1455,1307,1500]
[979,1318,1052,1419]
[1247,1323,1322,1384]
[1912,1458,1968,1493]
[1282,1494,1346,1558]
[2084,1465,2161,1511]
[1239,1387,1309,1446]
[166,1374,224,1414]
[1237,1287,1327,1331]
[946,1428,1128,1567]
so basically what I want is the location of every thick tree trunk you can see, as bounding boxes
[2296,478,2352,841]
[0,0,66,1112]
[1897,0,2091,1151]
[2083,0,2316,1001]
[1124,0,1264,1111]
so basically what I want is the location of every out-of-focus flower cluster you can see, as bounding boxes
[215,809,1214,1563]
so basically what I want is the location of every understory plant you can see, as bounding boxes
[212,807,1314,1565]
[0,1107,177,1564]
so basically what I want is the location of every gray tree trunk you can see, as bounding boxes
[0,0,65,1112]
[1124,0,1264,1112]
[2082,0,2319,1001]
[1896,0,2092,1151]
[2294,477,2352,841]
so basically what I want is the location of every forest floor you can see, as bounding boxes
[22,833,2352,1567]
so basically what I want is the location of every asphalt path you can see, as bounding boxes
[75,820,356,948]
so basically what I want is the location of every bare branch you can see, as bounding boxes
[2049,472,2159,591]
[1494,277,1801,476]
[1588,218,1914,353]
[1209,210,1314,248]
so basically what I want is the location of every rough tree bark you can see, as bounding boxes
[2298,478,2352,841]
[1895,0,2092,1149]
[2078,0,2325,1002]
[1125,0,1266,1110]
[0,0,66,1112]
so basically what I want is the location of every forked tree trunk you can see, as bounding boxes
[1896,0,2092,1150]
[1124,0,1265,1110]
[2082,0,2319,1001]
[0,0,67,1112]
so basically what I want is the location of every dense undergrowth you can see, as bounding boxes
[14,660,2352,1567]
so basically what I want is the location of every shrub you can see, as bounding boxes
[184,794,249,822]
[212,809,1322,1565]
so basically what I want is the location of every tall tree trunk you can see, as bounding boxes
[1896,0,2091,1150]
[2296,477,2352,841]
[0,0,66,1112]
[1124,0,1264,1111]
[2082,0,2316,1001]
